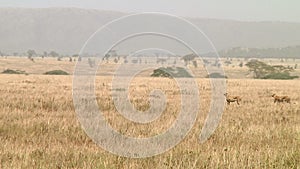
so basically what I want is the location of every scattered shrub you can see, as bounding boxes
[2,69,27,75]
[205,73,228,79]
[44,70,69,75]
[151,67,193,78]
[263,72,298,80]
[151,68,172,78]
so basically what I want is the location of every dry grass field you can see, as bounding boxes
[0,57,299,168]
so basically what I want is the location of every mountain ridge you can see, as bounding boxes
[1,7,300,55]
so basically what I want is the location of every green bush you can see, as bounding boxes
[263,72,298,80]
[151,68,172,78]
[151,67,193,78]
[2,69,27,74]
[206,73,228,79]
[44,70,69,75]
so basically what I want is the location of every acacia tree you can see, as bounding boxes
[42,51,48,58]
[27,49,36,58]
[49,51,59,57]
[245,60,298,79]
[181,54,197,66]
[245,60,272,78]
[192,60,198,68]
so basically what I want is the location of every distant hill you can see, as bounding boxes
[0,8,124,54]
[1,8,300,55]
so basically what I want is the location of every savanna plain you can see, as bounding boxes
[0,57,299,168]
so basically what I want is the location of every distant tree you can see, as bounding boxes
[43,51,48,58]
[203,59,210,65]
[69,57,72,62]
[49,51,59,57]
[88,58,95,67]
[239,62,243,67]
[224,60,232,66]
[108,50,117,58]
[246,60,274,79]
[27,49,37,58]
[295,64,298,69]
[212,59,219,67]
[27,49,36,62]
[114,58,118,63]
[156,58,167,65]
[181,54,197,65]
[192,60,198,68]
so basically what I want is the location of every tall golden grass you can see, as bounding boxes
[0,73,299,168]
[0,57,299,168]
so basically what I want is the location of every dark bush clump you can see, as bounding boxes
[263,72,298,80]
[151,67,193,78]
[206,73,228,79]
[44,70,69,75]
[2,69,27,74]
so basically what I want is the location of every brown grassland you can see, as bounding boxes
[0,57,299,168]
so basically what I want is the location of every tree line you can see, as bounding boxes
[211,46,300,59]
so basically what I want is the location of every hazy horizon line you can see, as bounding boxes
[1,6,300,24]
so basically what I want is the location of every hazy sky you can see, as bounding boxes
[0,0,299,22]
